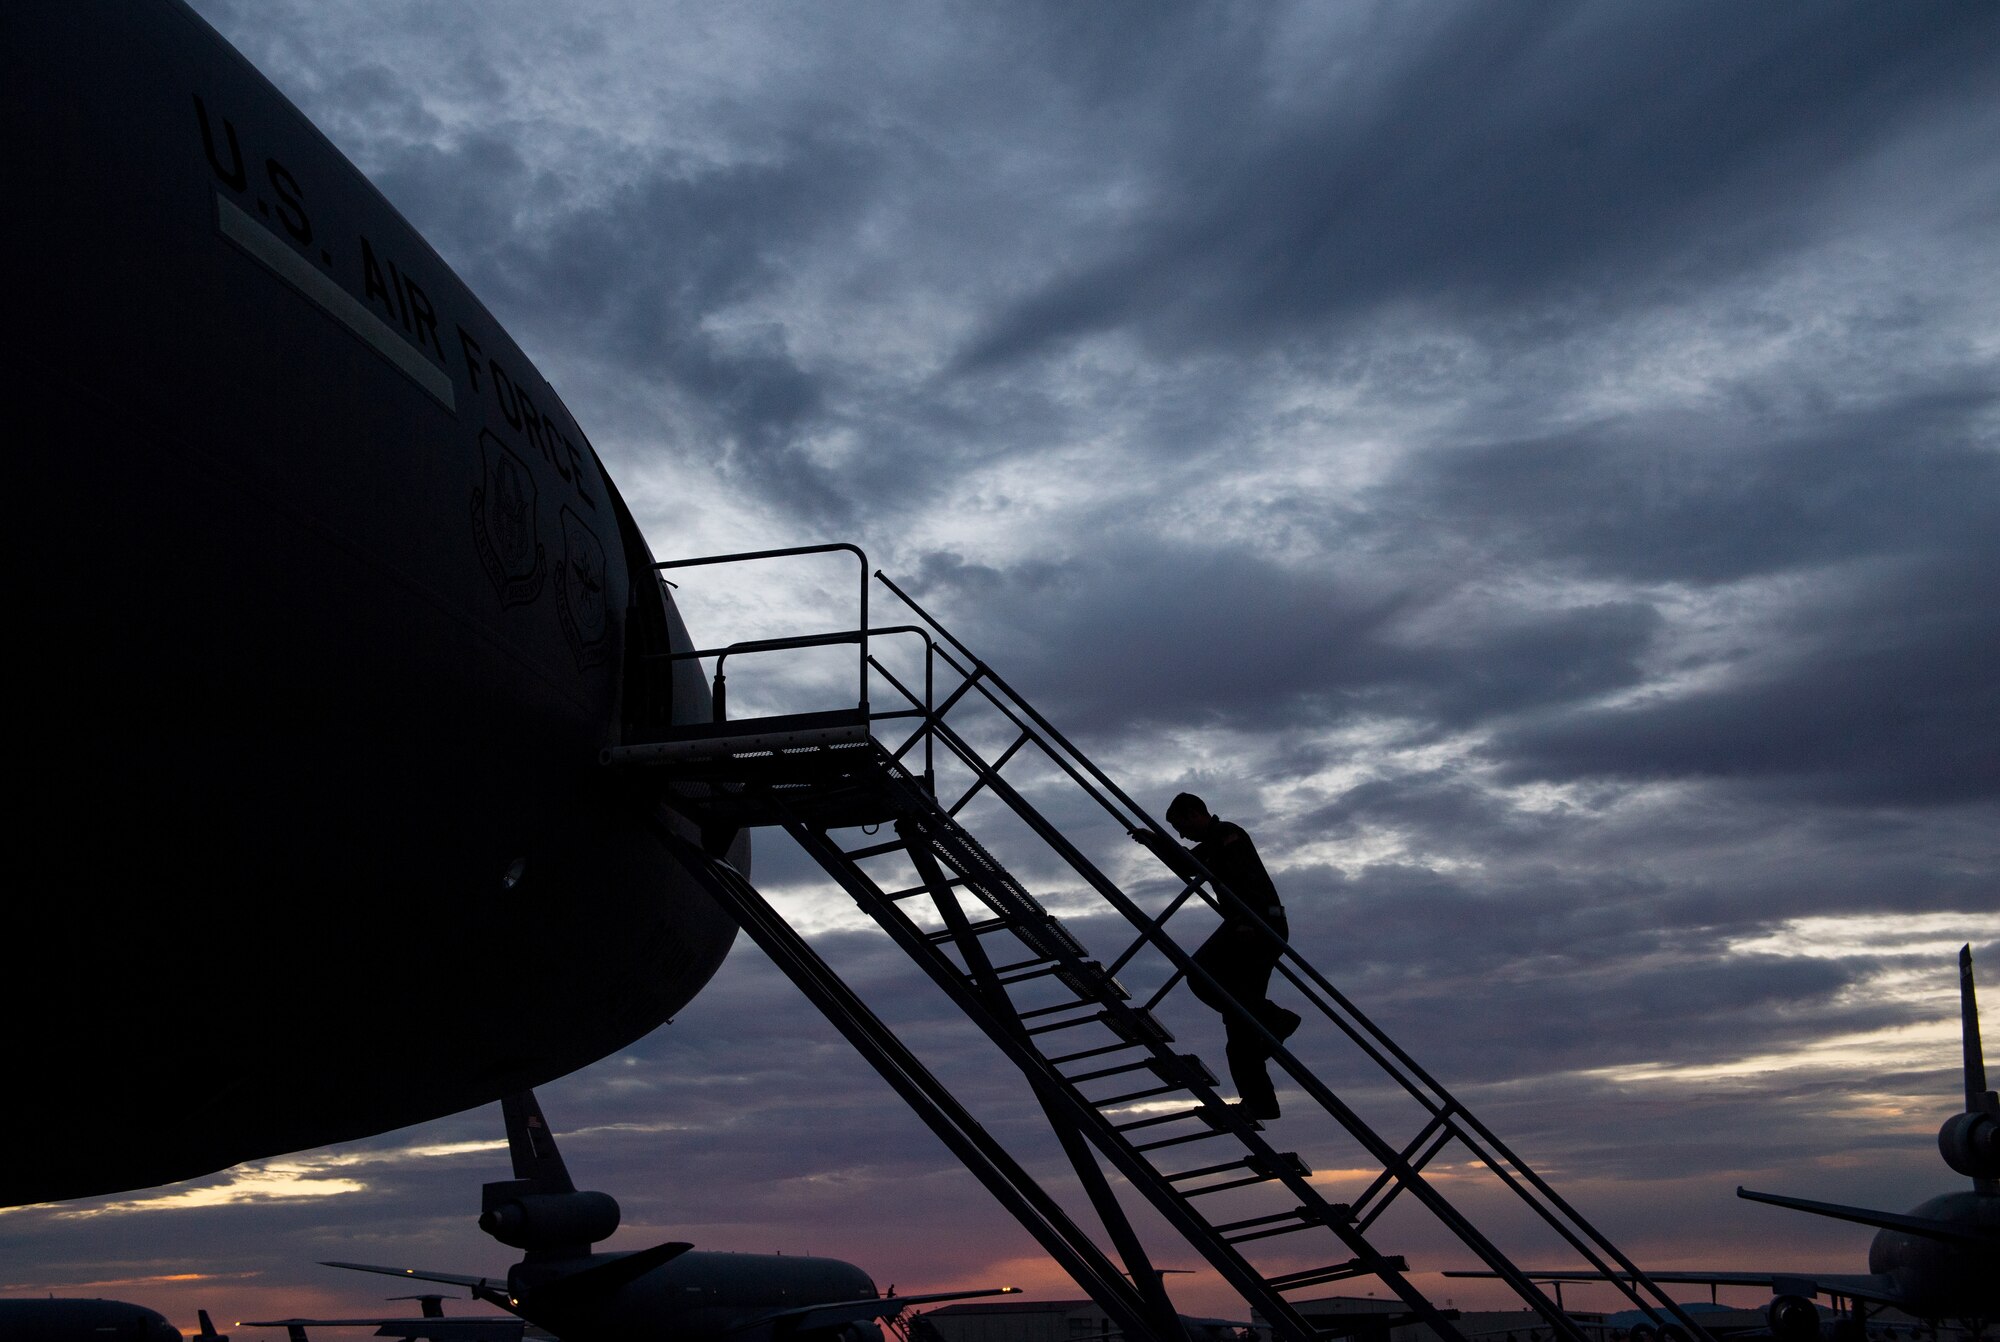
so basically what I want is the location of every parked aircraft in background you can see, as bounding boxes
[0,1299,182,1342]
[0,1301,228,1342]
[287,1090,1014,1342]
[242,1294,530,1342]
[5,0,743,1206]
[1448,946,2000,1340]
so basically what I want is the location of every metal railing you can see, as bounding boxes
[654,542,873,716]
[639,544,1718,1342]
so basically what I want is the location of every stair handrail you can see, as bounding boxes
[658,625,935,742]
[898,698,1598,1342]
[874,569,1156,831]
[657,542,872,715]
[870,568,1717,1341]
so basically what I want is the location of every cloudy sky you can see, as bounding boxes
[7,0,1999,1332]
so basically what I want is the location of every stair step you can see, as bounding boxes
[1080,1054,1217,1111]
[1183,1172,1279,1198]
[1182,1159,1310,1198]
[997,958,1132,1003]
[1045,1038,1146,1067]
[997,961,1068,987]
[1112,1106,1212,1134]
[1168,1151,1309,1184]
[1089,1080,1187,1108]
[898,875,976,903]
[1265,1257,1405,1293]
[1226,1216,1327,1246]
[1167,1157,1254,1183]
[1053,962,1131,1002]
[1132,1124,1241,1154]
[604,708,872,765]
[925,916,1016,944]
[1022,1004,1106,1035]
[1216,1208,1331,1245]
[1153,1053,1218,1089]
[1065,1056,1158,1085]
[842,836,909,862]
[1248,1151,1313,1180]
[1102,1006,1174,1047]
[991,953,1057,975]
[1068,1052,1210,1086]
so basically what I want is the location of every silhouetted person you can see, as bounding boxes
[1135,792,1300,1120]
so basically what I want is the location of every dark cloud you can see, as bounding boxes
[907,542,1663,740]
[959,1,2000,366]
[1400,383,2000,586]
[1494,540,2000,804]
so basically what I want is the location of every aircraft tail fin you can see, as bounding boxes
[1937,945,1998,1193]
[480,1091,623,1256]
[197,1310,228,1342]
[1961,944,1987,1109]
[501,1090,575,1193]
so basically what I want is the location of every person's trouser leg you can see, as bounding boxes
[1192,926,1284,1116]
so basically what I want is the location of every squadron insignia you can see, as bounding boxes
[555,505,608,670]
[471,430,545,608]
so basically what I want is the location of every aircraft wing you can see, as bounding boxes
[321,1243,697,1317]
[1737,1187,2000,1244]
[510,1241,694,1311]
[1440,1268,1906,1309]
[241,1320,523,1342]
[322,1263,512,1306]
[721,1286,1020,1336]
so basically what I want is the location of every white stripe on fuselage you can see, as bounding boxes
[217,191,455,410]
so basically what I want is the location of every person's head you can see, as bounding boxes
[1165,791,1212,840]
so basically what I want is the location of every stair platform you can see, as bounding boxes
[606,709,903,828]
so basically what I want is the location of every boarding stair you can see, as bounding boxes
[606,545,1719,1342]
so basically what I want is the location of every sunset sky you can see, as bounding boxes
[5,0,1997,1333]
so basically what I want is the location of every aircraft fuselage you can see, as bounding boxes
[0,1299,183,1342]
[6,0,739,1205]
[1867,1190,2000,1320]
[512,1249,880,1342]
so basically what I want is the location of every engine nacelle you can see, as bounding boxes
[1937,1106,2000,1180]
[1767,1294,1820,1342]
[478,1187,621,1250]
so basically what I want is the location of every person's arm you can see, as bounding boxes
[1130,827,1202,882]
